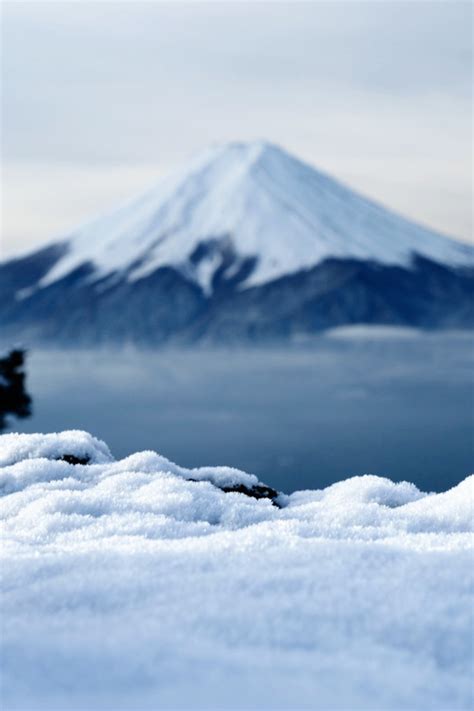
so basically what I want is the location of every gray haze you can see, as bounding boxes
[15,333,474,492]
[1,1,472,258]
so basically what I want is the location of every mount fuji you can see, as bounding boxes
[1,141,473,346]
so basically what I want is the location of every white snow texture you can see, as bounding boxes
[1,431,473,710]
[37,141,474,294]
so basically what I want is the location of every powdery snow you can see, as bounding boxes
[1,431,473,710]
[36,141,474,294]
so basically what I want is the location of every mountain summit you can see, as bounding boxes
[1,141,473,345]
[36,141,473,294]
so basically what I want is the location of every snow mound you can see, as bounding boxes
[1,431,473,710]
[0,430,113,467]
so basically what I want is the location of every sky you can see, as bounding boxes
[1,0,472,258]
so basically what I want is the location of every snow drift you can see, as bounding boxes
[1,431,473,710]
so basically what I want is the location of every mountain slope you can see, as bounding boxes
[1,141,473,346]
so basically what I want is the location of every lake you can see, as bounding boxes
[10,329,474,493]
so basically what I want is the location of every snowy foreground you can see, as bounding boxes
[1,432,473,711]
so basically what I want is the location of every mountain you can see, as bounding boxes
[1,141,473,346]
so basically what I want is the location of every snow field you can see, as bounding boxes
[1,431,473,710]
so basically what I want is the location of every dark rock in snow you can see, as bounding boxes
[59,454,91,466]
[221,482,280,503]
[187,477,281,506]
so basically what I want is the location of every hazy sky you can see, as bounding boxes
[1,1,472,258]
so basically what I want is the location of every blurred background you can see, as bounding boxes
[1,1,473,492]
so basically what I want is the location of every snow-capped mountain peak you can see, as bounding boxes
[38,140,473,294]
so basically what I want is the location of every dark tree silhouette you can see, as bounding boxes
[0,349,32,432]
